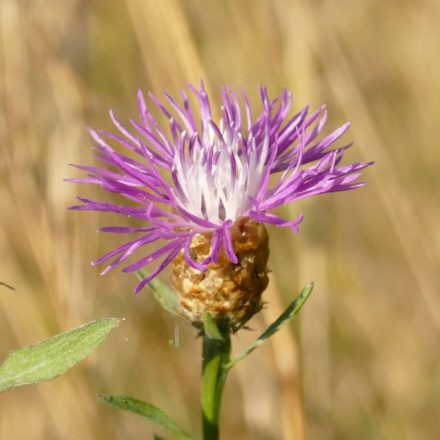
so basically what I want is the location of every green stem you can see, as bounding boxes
[201,326,231,440]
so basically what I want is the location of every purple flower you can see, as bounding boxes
[69,82,372,293]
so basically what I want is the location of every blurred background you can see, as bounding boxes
[1,0,439,438]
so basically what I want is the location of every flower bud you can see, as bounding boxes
[172,217,269,332]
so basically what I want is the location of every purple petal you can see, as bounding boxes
[250,211,304,234]
[184,241,208,271]
[133,244,185,294]
[122,239,185,273]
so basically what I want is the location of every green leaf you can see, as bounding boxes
[202,313,223,341]
[226,283,313,368]
[0,318,120,393]
[100,395,193,440]
[137,270,180,315]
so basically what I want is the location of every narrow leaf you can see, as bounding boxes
[202,313,223,341]
[100,395,193,440]
[0,318,120,393]
[137,270,180,315]
[0,281,15,291]
[227,283,313,368]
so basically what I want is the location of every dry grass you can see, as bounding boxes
[1,0,439,438]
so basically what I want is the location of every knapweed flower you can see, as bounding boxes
[70,82,371,330]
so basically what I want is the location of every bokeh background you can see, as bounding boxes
[1,0,439,439]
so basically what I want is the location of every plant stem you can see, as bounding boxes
[201,326,231,440]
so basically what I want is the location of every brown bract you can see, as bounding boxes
[172,217,269,332]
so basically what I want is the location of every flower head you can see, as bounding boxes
[69,82,371,327]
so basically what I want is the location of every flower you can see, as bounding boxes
[69,82,371,326]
